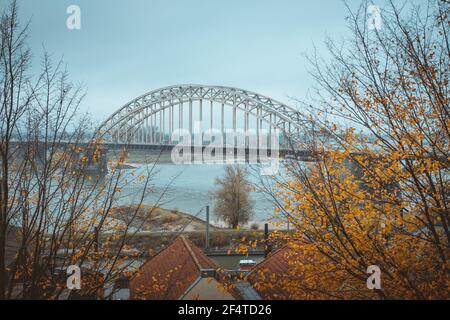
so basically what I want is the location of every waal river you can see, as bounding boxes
[111,162,284,227]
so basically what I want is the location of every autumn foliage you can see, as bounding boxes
[265,1,449,299]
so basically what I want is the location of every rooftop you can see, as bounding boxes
[130,236,240,300]
[246,246,292,300]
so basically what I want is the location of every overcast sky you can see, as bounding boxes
[16,0,379,122]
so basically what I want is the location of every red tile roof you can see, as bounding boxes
[246,246,292,300]
[130,236,239,300]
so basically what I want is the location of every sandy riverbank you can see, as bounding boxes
[108,205,220,233]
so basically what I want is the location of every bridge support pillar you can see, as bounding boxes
[169,102,173,143]
[152,112,156,144]
[199,99,203,144]
[210,100,213,130]
[159,110,163,143]
[221,103,224,143]
[233,105,237,147]
[189,99,193,144]
[145,109,149,144]
[256,107,260,150]
[179,102,183,131]
[244,106,249,148]
[268,114,272,150]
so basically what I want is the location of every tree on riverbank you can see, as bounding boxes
[259,0,449,299]
[212,165,254,229]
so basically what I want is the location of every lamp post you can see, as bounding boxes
[205,205,210,252]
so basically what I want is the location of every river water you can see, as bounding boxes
[114,163,279,226]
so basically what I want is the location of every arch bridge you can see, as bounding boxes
[96,85,312,150]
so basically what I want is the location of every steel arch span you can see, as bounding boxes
[96,84,311,145]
